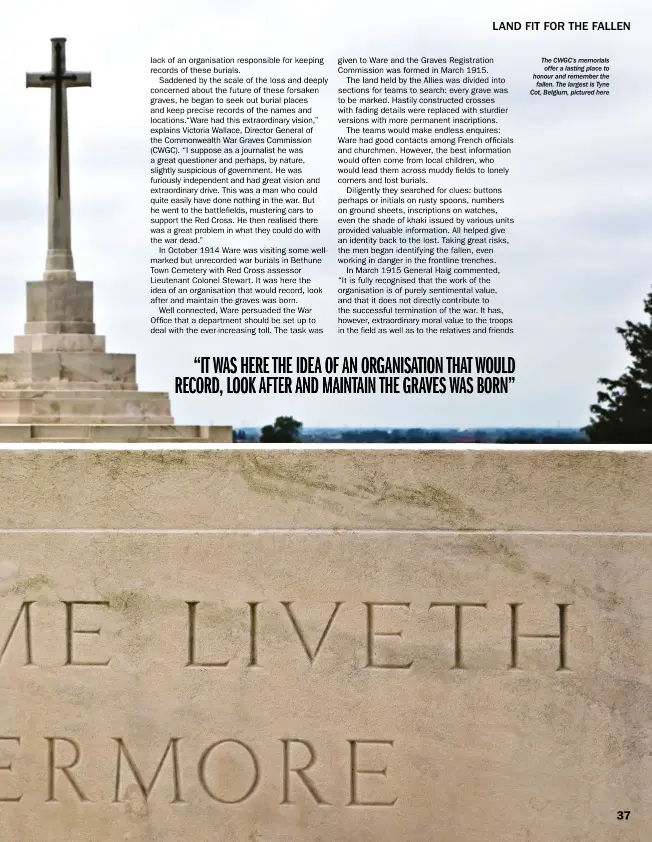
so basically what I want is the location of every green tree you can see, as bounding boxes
[584,290,652,443]
[259,416,303,443]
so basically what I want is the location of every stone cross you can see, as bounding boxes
[27,38,91,281]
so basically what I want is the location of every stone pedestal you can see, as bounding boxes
[0,278,232,442]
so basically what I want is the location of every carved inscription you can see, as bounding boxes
[0,736,397,806]
[0,599,572,671]
[0,596,573,807]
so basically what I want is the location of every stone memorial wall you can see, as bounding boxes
[0,448,648,841]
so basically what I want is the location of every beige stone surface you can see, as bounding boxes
[25,279,95,333]
[0,351,137,388]
[0,424,232,442]
[14,334,107,353]
[2,292,232,431]
[0,448,649,841]
[0,390,173,424]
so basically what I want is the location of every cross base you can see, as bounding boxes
[42,270,77,281]
[43,248,76,281]
[0,424,232,443]
[0,388,174,425]
[0,276,232,438]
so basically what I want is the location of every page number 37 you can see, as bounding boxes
[616,811,631,820]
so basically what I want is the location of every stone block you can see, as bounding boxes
[0,449,647,841]
[0,352,136,390]
[0,354,30,386]
[25,279,95,333]
[14,334,107,353]
[0,389,173,423]
[28,352,137,388]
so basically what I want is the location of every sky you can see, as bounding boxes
[0,0,649,429]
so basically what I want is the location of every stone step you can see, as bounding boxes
[0,390,173,424]
[14,333,107,352]
[0,351,137,387]
[0,382,141,391]
[0,424,232,441]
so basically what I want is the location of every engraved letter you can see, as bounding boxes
[186,602,230,667]
[509,603,571,670]
[113,738,184,803]
[46,737,89,802]
[281,602,343,665]
[198,740,259,803]
[280,739,329,804]
[64,601,111,666]
[429,602,487,668]
[0,602,34,665]
[364,602,413,669]
[247,601,260,667]
[0,737,22,802]
[347,740,397,806]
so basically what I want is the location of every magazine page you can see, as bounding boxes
[0,4,649,842]
[1,0,647,443]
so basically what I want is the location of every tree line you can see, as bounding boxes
[233,290,652,444]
